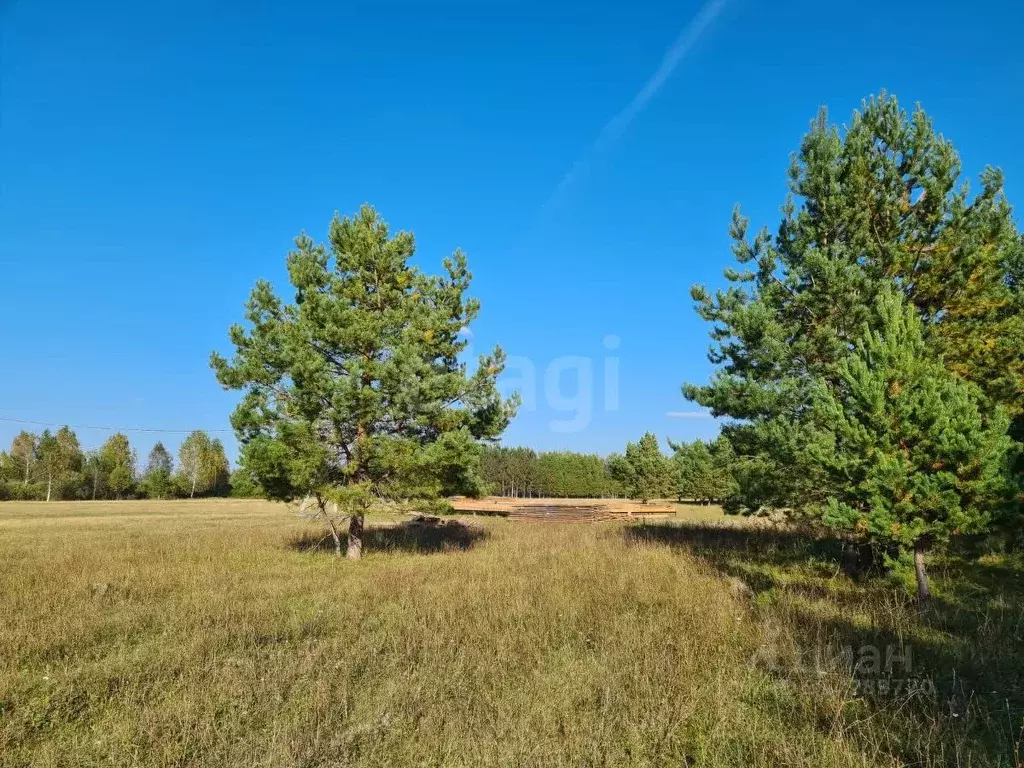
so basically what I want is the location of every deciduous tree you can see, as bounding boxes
[100,433,136,500]
[228,466,264,498]
[83,450,103,500]
[176,431,226,498]
[9,432,37,485]
[140,442,174,499]
[37,427,83,501]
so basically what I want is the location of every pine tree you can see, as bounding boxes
[808,290,1012,600]
[478,446,623,498]
[707,437,738,502]
[671,436,735,504]
[211,206,517,557]
[610,433,673,504]
[685,93,1024,515]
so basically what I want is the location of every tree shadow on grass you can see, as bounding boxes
[624,521,849,594]
[625,520,1024,766]
[779,600,1024,767]
[289,518,488,555]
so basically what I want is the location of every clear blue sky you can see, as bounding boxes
[2,0,1022,464]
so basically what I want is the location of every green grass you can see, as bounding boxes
[1,500,1021,766]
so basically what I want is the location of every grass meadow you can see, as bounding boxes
[1,500,1022,767]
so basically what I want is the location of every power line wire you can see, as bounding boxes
[0,416,231,434]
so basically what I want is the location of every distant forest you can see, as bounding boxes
[0,427,261,501]
[478,436,734,504]
[1,425,733,507]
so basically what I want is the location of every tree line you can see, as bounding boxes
[0,428,259,501]
[478,446,622,498]
[477,435,736,505]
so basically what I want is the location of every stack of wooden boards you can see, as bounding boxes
[448,497,676,522]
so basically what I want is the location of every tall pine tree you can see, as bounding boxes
[685,93,1024,516]
[670,436,735,504]
[609,433,673,504]
[212,206,517,557]
[807,289,1012,600]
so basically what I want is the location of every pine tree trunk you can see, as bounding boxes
[842,541,857,577]
[842,541,874,578]
[914,542,931,602]
[347,514,364,559]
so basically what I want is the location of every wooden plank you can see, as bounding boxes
[448,496,676,517]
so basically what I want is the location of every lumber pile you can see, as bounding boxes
[448,497,675,521]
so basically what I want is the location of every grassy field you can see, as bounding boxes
[1,500,1022,767]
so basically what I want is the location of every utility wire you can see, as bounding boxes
[0,416,231,434]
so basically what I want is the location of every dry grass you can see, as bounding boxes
[1,500,1021,766]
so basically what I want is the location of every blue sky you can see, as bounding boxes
[1,0,1022,464]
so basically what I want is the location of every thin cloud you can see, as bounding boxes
[666,411,714,419]
[541,0,728,215]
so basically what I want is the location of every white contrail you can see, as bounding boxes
[666,411,714,419]
[541,0,728,215]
